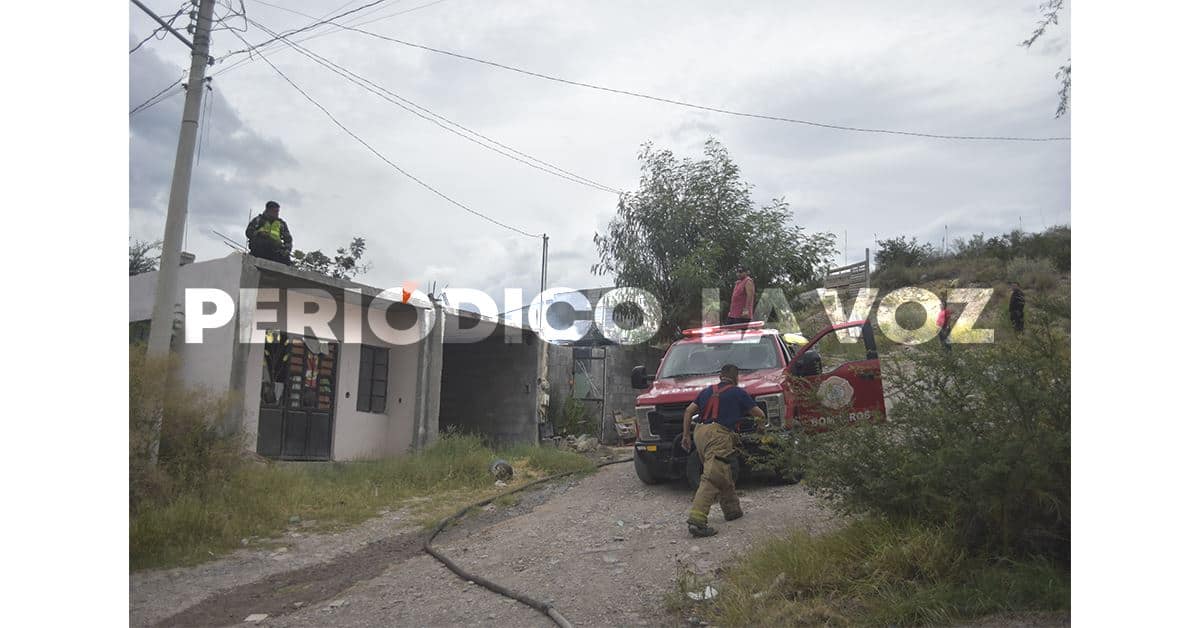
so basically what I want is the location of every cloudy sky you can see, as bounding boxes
[129,0,1070,305]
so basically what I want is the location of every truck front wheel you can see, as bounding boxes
[634,453,664,485]
[686,449,740,490]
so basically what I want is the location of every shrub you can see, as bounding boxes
[683,518,1069,626]
[553,395,594,437]
[1006,256,1059,292]
[768,308,1070,561]
[129,346,242,511]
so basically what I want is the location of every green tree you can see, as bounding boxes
[873,236,935,270]
[593,139,836,339]
[292,236,371,280]
[130,238,161,276]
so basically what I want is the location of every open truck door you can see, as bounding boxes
[785,320,886,429]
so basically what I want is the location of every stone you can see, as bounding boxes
[244,614,269,623]
[288,515,301,525]
[489,459,515,481]
[328,599,349,609]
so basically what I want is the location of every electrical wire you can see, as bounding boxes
[222,28,541,239]
[212,0,434,78]
[217,0,393,62]
[334,31,1072,142]
[241,14,620,194]
[130,3,189,54]
[130,73,185,115]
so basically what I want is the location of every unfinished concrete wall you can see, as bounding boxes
[438,324,539,446]
[545,342,663,434]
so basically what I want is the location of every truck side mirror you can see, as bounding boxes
[790,352,822,377]
[631,365,652,389]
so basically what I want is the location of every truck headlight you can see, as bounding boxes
[758,393,783,426]
[635,406,658,440]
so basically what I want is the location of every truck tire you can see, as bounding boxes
[634,454,664,485]
[774,468,802,485]
[686,449,740,490]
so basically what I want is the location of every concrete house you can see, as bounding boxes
[130,252,541,461]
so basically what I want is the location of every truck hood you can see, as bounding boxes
[636,368,785,406]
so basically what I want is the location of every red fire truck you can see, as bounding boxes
[630,320,885,487]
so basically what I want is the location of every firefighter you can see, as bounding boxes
[680,364,767,537]
[245,200,293,265]
[1008,281,1025,333]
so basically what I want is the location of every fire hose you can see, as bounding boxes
[424,457,634,628]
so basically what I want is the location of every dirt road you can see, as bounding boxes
[131,458,841,627]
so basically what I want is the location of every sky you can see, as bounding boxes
[129,0,1070,306]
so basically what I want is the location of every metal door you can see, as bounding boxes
[257,332,339,460]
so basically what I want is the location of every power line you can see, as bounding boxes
[217,0,393,62]
[130,3,189,53]
[130,74,185,115]
[240,14,620,194]
[214,1,1068,142]
[212,0,441,78]
[222,28,541,239]
[341,32,1072,142]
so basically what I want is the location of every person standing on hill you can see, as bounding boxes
[1008,281,1026,333]
[726,265,755,325]
[937,294,953,352]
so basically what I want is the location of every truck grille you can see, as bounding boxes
[649,403,690,440]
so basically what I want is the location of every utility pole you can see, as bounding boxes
[145,0,216,466]
[534,234,549,441]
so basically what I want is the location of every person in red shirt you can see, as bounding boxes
[726,265,755,325]
[936,293,952,352]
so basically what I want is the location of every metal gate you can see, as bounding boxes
[257,332,339,460]
[572,346,608,440]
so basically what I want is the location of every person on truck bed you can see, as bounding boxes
[681,364,767,538]
[725,265,755,325]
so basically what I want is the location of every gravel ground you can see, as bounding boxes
[131,458,842,627]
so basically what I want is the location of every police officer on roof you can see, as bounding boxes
[680,364,767,537]
[245,200,293,265]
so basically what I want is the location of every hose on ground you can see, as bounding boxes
[424,456,634,628]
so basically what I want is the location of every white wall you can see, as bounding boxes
[129,253,246,398]
[237,288,427,461]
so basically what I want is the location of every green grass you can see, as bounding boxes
[671,518,1069,627]
[130,433,593,570]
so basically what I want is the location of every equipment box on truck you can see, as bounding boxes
[630,320,886,487]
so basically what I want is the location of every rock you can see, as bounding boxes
[240,538,249,546]
[613,535,626,542]
[288,515,301,525]
[483,503,497,513]
[489,459,514,481]
[494,480,508,488]
[244,614,269,623]
[328,599,349,609]
[690,545,701,553]
[637,524,652,530]
[602,554,619,564]
[292,602,306,608]
[301,520,317,528]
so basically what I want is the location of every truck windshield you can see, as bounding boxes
[658,336,781,378]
